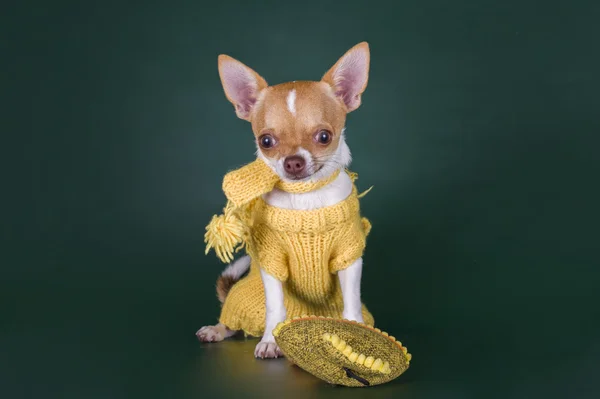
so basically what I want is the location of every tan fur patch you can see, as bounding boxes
[216,274,238,305]
[251,81,347,161]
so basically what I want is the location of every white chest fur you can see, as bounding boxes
[262,170,353,210]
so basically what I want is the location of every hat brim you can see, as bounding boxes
[273,316,411,387]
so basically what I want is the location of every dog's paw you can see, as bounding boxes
[342,311,364,323]
[254,341,283,359]
[196,325,224,342]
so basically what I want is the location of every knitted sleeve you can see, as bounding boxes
[252,225,289,282]
[329,217,371,273]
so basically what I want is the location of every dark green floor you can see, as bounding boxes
[3,1,599,398]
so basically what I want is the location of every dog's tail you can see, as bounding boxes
[216,255,251,305]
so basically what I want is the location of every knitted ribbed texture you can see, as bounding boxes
[207,159,345,263]
[218,187,374,336]
[222,159,280,208]
[272,316,411,387]
[275,169,341,193]
[222,159,342,207]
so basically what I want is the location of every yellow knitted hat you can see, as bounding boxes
[273,316,411,387]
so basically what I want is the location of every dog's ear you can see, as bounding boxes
[218,55,269,121]
[321,42,370,113]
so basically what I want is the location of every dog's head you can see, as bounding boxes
[217,42,370,181]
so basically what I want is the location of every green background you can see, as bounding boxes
[3,0,599,398]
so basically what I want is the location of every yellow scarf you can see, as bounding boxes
[205,158,370,263]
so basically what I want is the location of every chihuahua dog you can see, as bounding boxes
[197,42,371,358]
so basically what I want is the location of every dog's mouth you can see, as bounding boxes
[285,164,325,181]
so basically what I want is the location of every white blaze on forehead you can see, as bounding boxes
[286,89,296,116]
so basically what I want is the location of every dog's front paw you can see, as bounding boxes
[196,325,224,342]
[342,311,364,323]
[254,340,283,359]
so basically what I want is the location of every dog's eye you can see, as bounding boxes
[316,130,332,145]
[259,134,276,149]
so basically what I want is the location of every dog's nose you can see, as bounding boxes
[284,155,306,175]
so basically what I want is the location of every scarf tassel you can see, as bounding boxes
[204,202,248,264]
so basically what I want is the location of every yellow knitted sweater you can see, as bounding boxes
[207,160,374,337]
